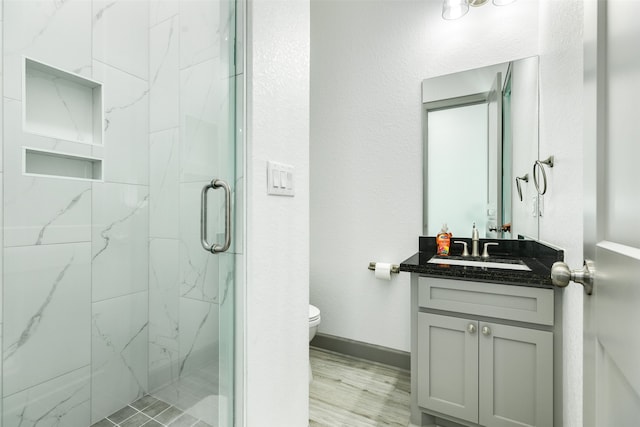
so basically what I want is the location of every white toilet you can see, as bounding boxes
[309,304,321,382]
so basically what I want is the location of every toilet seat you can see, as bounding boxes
[309,304,321,322]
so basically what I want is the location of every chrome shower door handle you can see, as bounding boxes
[201,179,232,254]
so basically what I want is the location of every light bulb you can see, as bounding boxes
[442,0,470,20]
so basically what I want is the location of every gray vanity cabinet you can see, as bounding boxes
[414,277,555,427]
[478,322,552,427]
[417,313,479,423]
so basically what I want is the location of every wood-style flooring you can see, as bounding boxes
[309,347,411,426]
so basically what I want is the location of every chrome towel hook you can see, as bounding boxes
[515,173,529,202]
[533,155,554,195]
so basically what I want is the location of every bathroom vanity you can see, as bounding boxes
[400,237,563,427]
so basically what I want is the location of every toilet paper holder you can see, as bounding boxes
[368,262,400,274]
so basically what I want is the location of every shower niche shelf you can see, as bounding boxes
[23,57,103,145]
[24,148,103,181]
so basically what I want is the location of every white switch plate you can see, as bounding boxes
[267,161,295,196]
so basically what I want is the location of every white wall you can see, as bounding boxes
[511,56,541,239]
[311,0,584,424]
[310,0,539,352]
[245,0,310,425]
[538,1,584,426]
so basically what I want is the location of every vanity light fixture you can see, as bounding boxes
[442,0,515,20]
[442,0,469,20]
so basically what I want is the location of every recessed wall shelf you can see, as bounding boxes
[24,148,103,181]
[23,57,103,145]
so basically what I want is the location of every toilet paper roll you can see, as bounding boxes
[374,262,392,280]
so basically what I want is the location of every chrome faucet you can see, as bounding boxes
[471,222,480,257]
[482,242,499,258]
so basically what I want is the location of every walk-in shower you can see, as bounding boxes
[0,0,240,425]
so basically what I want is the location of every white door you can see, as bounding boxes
[582,0,640,425]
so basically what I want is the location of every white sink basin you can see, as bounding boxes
[428,256,531,271]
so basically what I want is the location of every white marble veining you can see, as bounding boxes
[3,243,91,397]
[91,291,149,424]
[4,100,92,247]
[5,181,91,247]
[92,60,149,185]
[3,366,91,427]
[216,253,235,308]
[151,362,219,416]
[179,182,220,303]
[93,0,149,80]
[150,128,179,239]
[180,0,233,73]
[150,15,179,133]
[24,60,100,145]
[92,182,149,302]
[0,1,238,421]
[180,61,234,183]
[179,297,219,378]
[3,97,94,158]
[3,0,92,101]
[150,0,179,27]
[149,238,180,392]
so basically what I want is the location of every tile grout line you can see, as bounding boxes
[99,395,216,427]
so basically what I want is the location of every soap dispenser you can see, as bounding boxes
[436,224,452,256]
[471,222,480,257]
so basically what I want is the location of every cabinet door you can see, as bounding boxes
[417,313,479,423]
[479,323,553,427]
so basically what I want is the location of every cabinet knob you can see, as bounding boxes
[481,326,491,336]
[467,323,477,334]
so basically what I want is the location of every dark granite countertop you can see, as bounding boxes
[399,237,564,289]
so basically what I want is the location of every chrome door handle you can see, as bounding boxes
[201,179,232,254]
[551,260,594,295]
[467,323,477,334]
[481,326,491,336]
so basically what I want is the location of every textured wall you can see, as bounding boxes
[538,1,584,425]
[310,0,539,352]
[245,0,311,425]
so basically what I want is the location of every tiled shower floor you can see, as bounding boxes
[91,395,213,427]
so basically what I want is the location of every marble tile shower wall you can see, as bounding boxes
[0,1,235,426]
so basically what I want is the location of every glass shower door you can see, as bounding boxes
[148,0,239,422]
[1,0,238,426]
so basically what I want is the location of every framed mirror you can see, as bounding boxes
[422,56,539,240]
